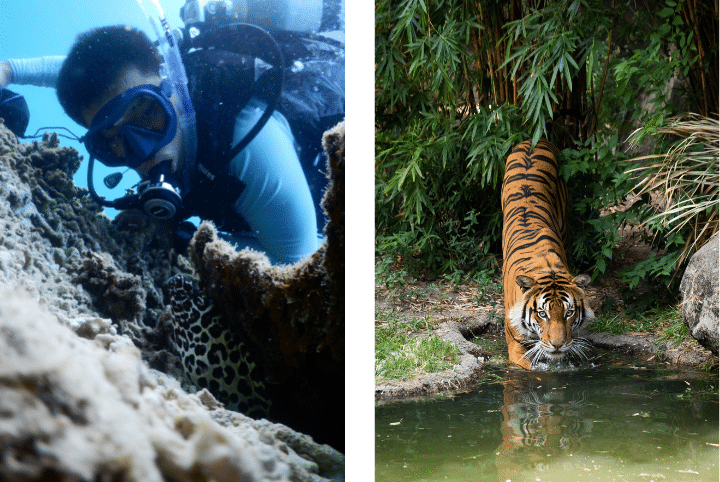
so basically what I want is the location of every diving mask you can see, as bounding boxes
[83,79,177,168]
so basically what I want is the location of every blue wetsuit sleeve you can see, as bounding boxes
[228,101,319,264]
[8,56,65,88]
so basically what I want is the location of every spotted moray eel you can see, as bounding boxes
[166,274,270,417]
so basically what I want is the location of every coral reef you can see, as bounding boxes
[73,251,146,320]
[0,122,188,350]
[0,290,343,482]
[186,122,345,451]
[0,119,344,480]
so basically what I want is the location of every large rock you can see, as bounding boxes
[680,233,719,354]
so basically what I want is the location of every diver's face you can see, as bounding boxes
[81,65,185,177]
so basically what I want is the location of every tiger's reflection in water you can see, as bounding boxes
[494,369,594,480]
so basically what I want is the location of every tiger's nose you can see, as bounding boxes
[550,341,564,351]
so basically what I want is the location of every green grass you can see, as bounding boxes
[587,312,653,334]
[654,311,690,348]
[588,304,691,347]
[473,271,502,306]
[375,308,461,382]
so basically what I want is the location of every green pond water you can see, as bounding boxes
[376,350,719,482]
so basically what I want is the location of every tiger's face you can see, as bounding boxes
[507,273,594,369]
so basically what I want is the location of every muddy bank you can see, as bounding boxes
[584,331,714,367]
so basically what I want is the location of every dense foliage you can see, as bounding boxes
[375,0,718,304]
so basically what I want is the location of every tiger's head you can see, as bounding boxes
[507,272,595,368]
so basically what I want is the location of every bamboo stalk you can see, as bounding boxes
[590,0,615,134]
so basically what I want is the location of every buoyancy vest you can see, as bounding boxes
[177,24,345,232]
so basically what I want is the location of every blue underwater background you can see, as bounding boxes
[0,0,191,217]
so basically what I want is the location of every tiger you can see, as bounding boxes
[501,139,594,369]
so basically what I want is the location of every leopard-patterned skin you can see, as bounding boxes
[167,274,270,417]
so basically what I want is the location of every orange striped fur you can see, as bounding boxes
[501,139,594,369]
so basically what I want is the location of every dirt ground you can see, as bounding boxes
[375,225,717,401]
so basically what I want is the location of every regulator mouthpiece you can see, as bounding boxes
[138,160,183,220]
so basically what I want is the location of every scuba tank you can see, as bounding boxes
[179,0,344,37]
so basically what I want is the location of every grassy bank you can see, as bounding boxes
[375,308,462,383]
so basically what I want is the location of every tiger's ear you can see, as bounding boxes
[574,274,591,288]
[516,275,535,292]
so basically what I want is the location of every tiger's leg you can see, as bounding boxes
[505,320,532,370]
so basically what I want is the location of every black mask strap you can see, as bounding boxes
[21,126,83,142]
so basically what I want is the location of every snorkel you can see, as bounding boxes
[137,0,198,200]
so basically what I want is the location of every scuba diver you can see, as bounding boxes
[0,0,345,265]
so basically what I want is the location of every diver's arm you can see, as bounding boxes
[228,102,319,265]
[0,61,14,89]
[5,56,65,88]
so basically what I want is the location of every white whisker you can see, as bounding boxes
[532,346,545,366]
[568,337,592,360]
[520,339,547,368]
